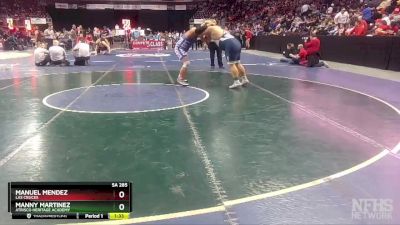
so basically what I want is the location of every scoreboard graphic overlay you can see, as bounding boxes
[8,182,132,220]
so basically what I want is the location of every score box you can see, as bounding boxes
[8,182,132,219]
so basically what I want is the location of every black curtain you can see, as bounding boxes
[47,6,194,32]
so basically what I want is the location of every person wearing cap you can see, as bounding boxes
[49,40,70,66]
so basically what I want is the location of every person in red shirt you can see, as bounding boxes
[85,34,94,51]
[290,44,329,68]
[375,20,393,35]
[244,26,253,49]
[350,16,369,36]
[304,32,320,56]
[304,32,321,67]
[290,44,308,65]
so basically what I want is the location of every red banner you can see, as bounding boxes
[131,40,164,50]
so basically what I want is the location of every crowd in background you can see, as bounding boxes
[0,0,48,19]
[193,0,400,37]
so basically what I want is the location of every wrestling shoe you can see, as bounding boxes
[241,76,250,86]
[229,80,242,89]
[177,78,189,86]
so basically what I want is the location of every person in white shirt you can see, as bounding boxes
[334,8,350,27]
[34,42,50,66]
[49,40,69,66]
[43,25,55,48]
[73,38,90,66]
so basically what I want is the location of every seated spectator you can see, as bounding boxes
[280,43,298,62]
[290,43,329,67]
[95,37,111,55]
[362,4,375,23]
[72,38,90,66]
[375,19,394,35]
[34,42,50,66]
[49,40,70,66]
[289,44,308,66]
[350,16,369,36]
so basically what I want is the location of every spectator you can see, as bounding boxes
[304,32,322,67]
[43,25,55,49]
[34,42,50,66]
[280,43,298,63]
[362,4,375,23]
[208,40,224,68]
[72,38,90,66]
[334,8,350,27]
[49,40,69,66]
[244,26,254,49]
[290,44,308,65]
[350,16,369,36]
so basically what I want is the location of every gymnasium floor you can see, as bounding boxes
[0,48,399,225]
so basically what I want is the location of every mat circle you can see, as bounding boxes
[42,83,209,113]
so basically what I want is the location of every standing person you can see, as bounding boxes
[202,23,249,89]
[174,21,215,86]
[244,26,253,49]
[208,40,223,69]
[43,24,55,49]
[72,37,90,66]
[70,24,77,48]
[34,26,42,47]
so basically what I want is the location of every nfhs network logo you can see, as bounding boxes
[352,198,393,220]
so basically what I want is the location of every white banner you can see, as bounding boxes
[114,4,140,10]
[122,19,131,30]
[86,4,113,9]
[30,18,47,24]
[140,4,167,10]
[55,3,68,9]
[115,29,126,36]
[25,19,32,30]
[175,5,186,10]
[6,18,13,30]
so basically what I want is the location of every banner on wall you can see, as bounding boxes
[140,5,167,10]
[86,4,113,9]
[30,18,47,24]
[55,3,68,9]
[114,4,140,10]
[131,40,164,50]
[55,4,184,10]
[122,19,131,30]
[6,18,13,30]
[25,19,32,31]
[175,5,186,10]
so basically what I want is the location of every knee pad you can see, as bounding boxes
[182,60,190,68]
